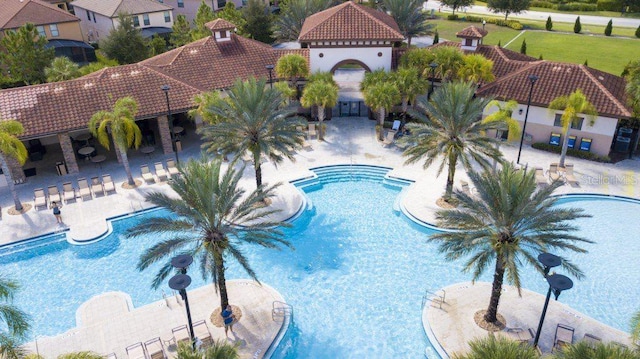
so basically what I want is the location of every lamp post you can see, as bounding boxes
[169,274,196,350]
[161,85,179,165]
[532,253,573,348]
[428,62,438,99]
[482,19,486,30]
[516,74,538,165]
[266,64,275,89]
[171,254,193,275]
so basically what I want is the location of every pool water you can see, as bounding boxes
[1,168,639,358]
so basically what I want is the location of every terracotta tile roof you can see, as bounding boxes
[69,0,171,17]
[0,0,80,29]
[0,64,200,138]
[299,1,403,42]
[456,26,487,39]
[205,18,236,31]
[476,61,632,118]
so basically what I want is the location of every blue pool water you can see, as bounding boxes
[1,167,639,358]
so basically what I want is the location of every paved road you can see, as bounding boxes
[424,0,640,27]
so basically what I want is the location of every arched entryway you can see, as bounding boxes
[329,59,372,74]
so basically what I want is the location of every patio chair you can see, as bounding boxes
[193,320,213,347]
[91,176,105,197]
[548,163,563,182]
[166,159,179,177]
[382,130,396,146]
[125,342,147,359]
[144,337,166,359]
[503,327,534,344]
[102,174,116,194]
[140,164,155,184]
[308,123,317,138]
[104,353,117,359]
[33,188,47,209]
[47,185,61,206]
[62,182,77,203]
[564,164,579,186]
[172,325,191,347]
[582,333,601,348]
[554,323,575,351]
[154,162,168,182]
[535,168,548,186]
[296,126,308,139]
[77,178,92,200]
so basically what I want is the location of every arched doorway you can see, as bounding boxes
[329,59,372,74]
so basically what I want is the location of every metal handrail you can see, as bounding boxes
[421,289,446,309]
[272,301,293,322]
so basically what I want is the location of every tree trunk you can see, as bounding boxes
[484,255,506,323]
[0,156,22,211]
[505,12,509,21]
[407,36,412,47]
[559,126,570,168]
[378,108,385,141]
[318,105,325,141]
[120,147,135,185]
[444,155,457,199]
[216,255,230,313]
[254,160,262,190]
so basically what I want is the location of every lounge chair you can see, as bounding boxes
[554,324,575,351]
[193,320,213,347]
[105,353,117,359]
[140,165,154,184]
[33,188,47,209]
[125,342,147,359]
[172,325,191,346]
[48,185,61,206]
[296,126,308,139]
[77,178,92,200]
[503,327,534,344]
[548,163,563,182]
[144,337,166,359]
[535,168,548,186]
[154,162,168,182]
[382,130,396,146]
[102,174,116,194]
[91,176,104,197]
[62,182,77,203]
[166,159,179,177]
[308,123,317,138]
[564,164,579,186]
[583,333,601,348]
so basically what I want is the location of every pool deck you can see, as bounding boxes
[3,117,640,357]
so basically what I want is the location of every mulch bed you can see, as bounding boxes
[210,304,243,328]
[474,309,506,332]
[121,179,142,189]
[8,203,33,215]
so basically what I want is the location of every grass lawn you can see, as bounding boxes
[474,1,640,18]
[432,18,520,45]
[503,31,640,74]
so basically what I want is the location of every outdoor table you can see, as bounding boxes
[173,126,184,136]
[75,133,92,146]
[91,155,106,168]
[141,146,155,157]
[78,146,95,159]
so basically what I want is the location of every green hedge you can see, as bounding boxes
[531,142,611,162]
[456,16,524,30]
[596,0,622,10]
[448,14,459,20]
[531,0,598,10]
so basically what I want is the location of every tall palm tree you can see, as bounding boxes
[88,97,142,186]
[300,79,338,141]
[188,91,223,125]
[400,82,504,200]
[549,89,597,168]
[381,0,430,47]
[363,82,401,141]
[431,163,591,325]
[482,100,521,142]
[432,46,465,81]
[552,341,640,359]
[0,120,28,212]
[127,156,292,313]
[393,67,428,120]
[275,54,309,90]
[457,54,495,84]
[453,335,539,359]
[199,78,304,190]
[0,277,30,359]
[273,0,332,41]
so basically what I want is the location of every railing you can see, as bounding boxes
[421,289,446,309]
[272,301,293,322]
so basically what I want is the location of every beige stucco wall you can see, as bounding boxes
[48,21,85,41]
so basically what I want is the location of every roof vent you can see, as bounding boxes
[189,49,198,54]
[53,86,64,94]
[598,75,604,80]
[552,66,561,72]
[83,82,95,89]
[110,73,121,79]
[130,70,140,76]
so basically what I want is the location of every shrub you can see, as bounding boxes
[597,0,622,11]
[557,3,597,10]
[531,0,556,8]
[532,142,611,162]
[574,16,581,33]
[466,15,484,22]
[433,30,439,44]
[636,25,640,38]
[448,14,459,20]
[546,16,553,31]
[539,54,544,60]
[520,39,527,55]
[584,59,588,66]
[604,19,613,36]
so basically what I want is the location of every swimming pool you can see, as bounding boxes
[1,166,639,357]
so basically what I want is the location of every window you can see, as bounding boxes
[217,0,226,9]
[93,12,96,23]
[143,14,150,26]
[554,113,584,129]
[86,10,91,20]
[465,39,472,46]
[164,11,171,23]
[36,25,46,37]
[158,0,163,2]
[178,0,184,7]
[49,24,59,37]
[132,15,140,27]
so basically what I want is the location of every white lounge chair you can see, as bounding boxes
[154,162,168,182]
[140,165,154,184]
[47,185,61,205]
[308,123,317,138]
[77,178,92,200]
[172,325,191,346]
[125,342,147,359]
[193,320,213,347]
[382,130,396,146]
[144,337,166,359]
[535,168,548,186]
[166,159,179,177]
[33,188,47,209]
[564,164,579,186]
[62,182,77,203]
[91,176,104,197]
[548,163,563,182]
[102,174,116,194]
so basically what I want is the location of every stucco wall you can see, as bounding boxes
[129,11,174,29]
[41,21,85,42]
[164,0,245,23]
[76,10,114,41]
[309,47,392,73]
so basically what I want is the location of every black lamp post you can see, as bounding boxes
[169,274,196,350]
[516,74,539,165]
[532,253,573,348]
[428,62,438,99]
[482,19,486,30]
[161,85,179,165]
[266,64,275,89]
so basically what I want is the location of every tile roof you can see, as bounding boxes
[0,64,201,138]
[0,0,79,29]
[69,0,172,17]
[456,26,487,39]
[298,1,403,42]
[205,18,236,31]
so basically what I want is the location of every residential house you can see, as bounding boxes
[70,0,174,42]
[156,0,245,23]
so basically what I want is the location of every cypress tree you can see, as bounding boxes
[497,39,501,47]
[584,59,588,66]
[604,19,613,36]
[574,17,581,34]
[520,39,526,55]
[539,54,543,60]
[636,25,640,38]
[546,16,553,31]
[433,30,439,44]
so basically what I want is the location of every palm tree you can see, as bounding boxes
[432,46,465,81]
[552,341,640,359]
[399,48,436,78]
[199,77,304,190]
[360,69,389,93]
[57,352,104,359]
[273,0,332,41]
[176,340,239,359]
[88,97,142,186]
[393,67,428,119]
[482,100,521,142]
[300,79,338,141]
[275,54,309,90]
[631,309,640,345]
[624,59,640,117]
[0,120,28,212]
[188,91,223,125]
[0,277,31,359]
[45,57,81,83]
[457,54,495,84]
[363,82,401,141]
[127,156,292,313]
[549,89,597,168]
[431,162,591,325]
[399,82,504,200]
[453,335,539,359]
[381,0,430,47]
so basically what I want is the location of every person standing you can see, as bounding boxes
[221,305,235,337]
[51,202,62,223]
